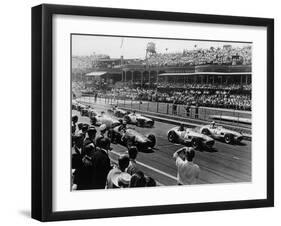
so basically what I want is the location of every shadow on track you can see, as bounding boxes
[198,147,218,153]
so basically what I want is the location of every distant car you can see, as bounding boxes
[76,103,87,112]
[107,107,129,118]
[199,124,243,144]
[123,113,154,128]
[107,125,156,151]
[80,107,97,117]
[167,126,215,149]
[88,108,98,118]
[90,113,121,129]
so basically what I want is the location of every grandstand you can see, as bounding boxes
[72,44,252,111]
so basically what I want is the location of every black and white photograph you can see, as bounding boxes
[71,34,252,190]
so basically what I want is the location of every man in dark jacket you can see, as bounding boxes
[74,137,112,190]
[90,137,112,189]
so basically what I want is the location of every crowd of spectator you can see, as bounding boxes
[71,115,157,190]
[147,45,252,67]
[105,85,252,111]
[157,82,251,90]
[72,45,251,71]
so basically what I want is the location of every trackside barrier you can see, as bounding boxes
[99,96,252,128]
[77,96,251,140]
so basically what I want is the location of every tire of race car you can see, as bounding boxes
[201,128,210,136]
[168,131,178,143]
[147,134,156,148]
[136,120,142,127]
[224,134,234,144]
[147,121,154,128]
[191,138,201,149]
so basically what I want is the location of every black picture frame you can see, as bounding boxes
[32,4,274,222]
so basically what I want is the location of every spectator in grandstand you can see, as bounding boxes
[107,154,131,189]
[126,146,139,175]
[129,171,147,188]
[185,103,191,117]
[173,147,200,185]
[107,85,251,111]
[172,99,177,115]
[195,103,199,119]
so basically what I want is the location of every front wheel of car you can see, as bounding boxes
[147,134,156,148]
[168,131,178,143]
[147,121,154,128]
[191,138,201,149]
[224,134,234,144]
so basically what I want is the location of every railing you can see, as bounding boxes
[78,95,251,129]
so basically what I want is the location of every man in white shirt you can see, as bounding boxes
[173,147,200,185]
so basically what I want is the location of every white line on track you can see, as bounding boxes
[110,150,178,182]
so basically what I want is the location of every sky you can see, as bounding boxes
[72,34,251,59]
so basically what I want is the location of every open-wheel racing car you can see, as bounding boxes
[123,112,154,128]
[90,112,121,129]
[107,125,156,152]
[167,126,215,150]
[107,106,129,118]
[76,103,87,112]
[199,123,243,144]
[80,107,97,118]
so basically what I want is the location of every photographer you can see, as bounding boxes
[173,147,200,185]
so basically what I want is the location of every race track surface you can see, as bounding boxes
[72,100,251,186]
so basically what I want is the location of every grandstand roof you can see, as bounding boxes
[158,72,251,76]
[84,71,107,77]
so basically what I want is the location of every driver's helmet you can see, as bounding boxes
[179,124,185,131]
[211,121,216,127]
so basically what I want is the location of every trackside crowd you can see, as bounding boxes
[71,115,200,190]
